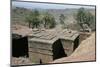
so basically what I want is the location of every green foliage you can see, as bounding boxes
[76,8,85,24]
[25,9,41,28]
[59,14,67,29]
[49,16,56,28]
[84,12,95,27]
[34,9,40,17]
[25,12,33,28]
[32,10,41,28]
[75,8,95,31]
[43,12,56,29]
[59,14,65,24]
[25,10,56,29]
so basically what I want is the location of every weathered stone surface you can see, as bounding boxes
[28,29,79,63]
[61,40,74,56]
[12,25,80,64]
[11,57,32,65]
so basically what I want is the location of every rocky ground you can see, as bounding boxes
[11,57,33,65]
[52,32,96,63]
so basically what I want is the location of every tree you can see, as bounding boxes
[75,8,95,31]
[75,8,86,31]
[25,9,41,29]
[59,14,66,28]
[59,14,65,24]
[25,12,34,28]
[84,12,95,27]
[32,9,41,28]
[43,12,56,29]
[49,16,56,28]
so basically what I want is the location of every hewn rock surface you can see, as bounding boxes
[52,32,95,63]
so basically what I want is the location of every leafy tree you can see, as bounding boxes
[84,12,95,27]
[59,14,67,29]
[25,9,41,29]
[75,8,95,31]
[59,14,65,25]
[49,16,56,28]
[34,9,40,17]
[75,8,86,30]
[32,9,41,28]
[25,12,34,28]
[43,12,56,29]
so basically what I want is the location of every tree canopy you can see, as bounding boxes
[75,8,95,31]
[43,12,56,29]
[25,10,56,29]
[59,14,65,24]
[25,9,41,28]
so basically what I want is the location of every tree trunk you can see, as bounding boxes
[29,22,31,28]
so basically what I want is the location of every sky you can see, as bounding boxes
[12,1,95,9]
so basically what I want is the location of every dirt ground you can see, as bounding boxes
[52,32,96,63]
[11,57,33,65]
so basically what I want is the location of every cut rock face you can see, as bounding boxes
[12,25,80,64]
[28,29,79,63]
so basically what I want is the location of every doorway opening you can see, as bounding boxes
[52,39,67,60]
[74,36,79,50]
[12,34,29,57]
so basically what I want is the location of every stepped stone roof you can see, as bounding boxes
[12,25,79,43]
[29,29,79,44]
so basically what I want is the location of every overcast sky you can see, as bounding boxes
[12,1,95,9]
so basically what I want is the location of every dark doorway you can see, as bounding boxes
[74,36,79,50]
[52,39,67,60]
[12,34,29,57]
